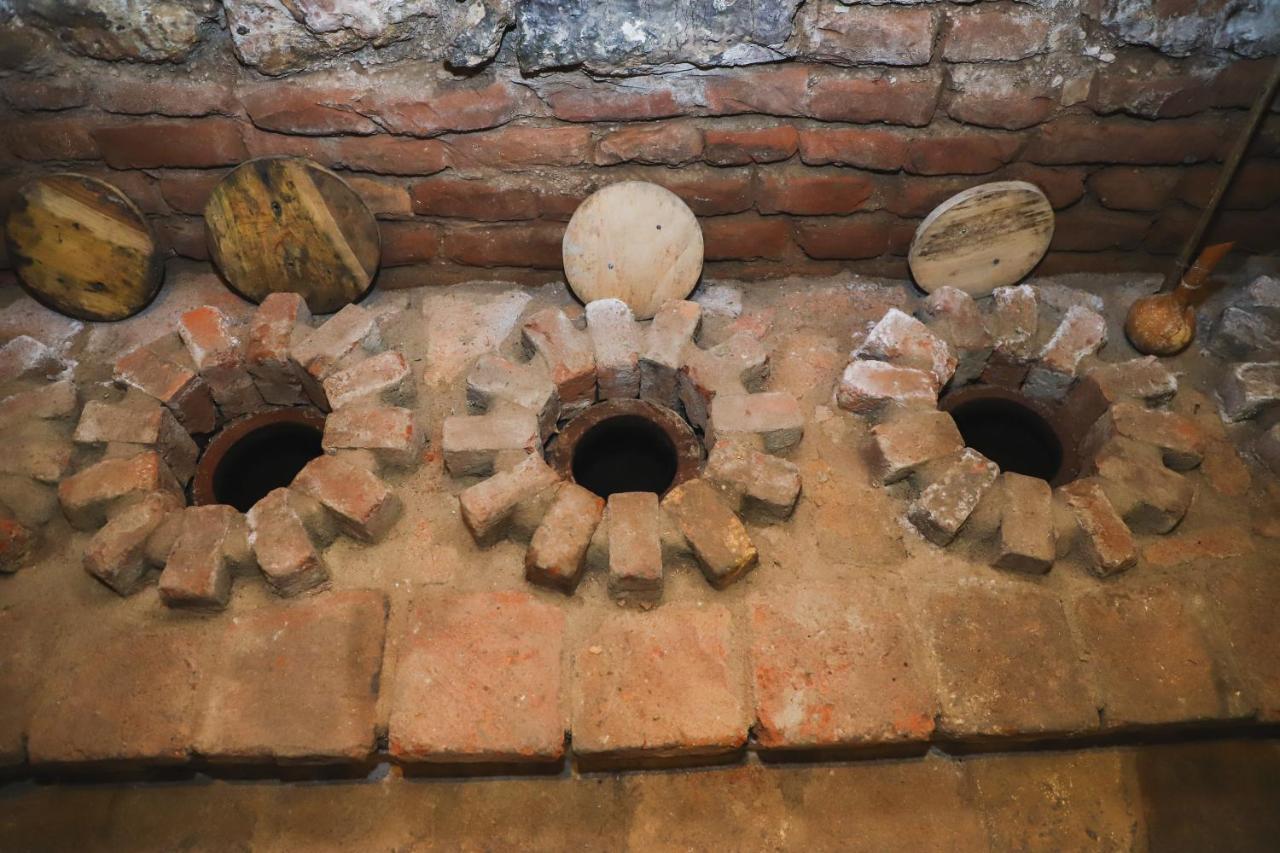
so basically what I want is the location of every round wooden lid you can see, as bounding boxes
[562,181,703,320]
[3,173,162,322]
[204,157,380,314]
[908,181,1054,297]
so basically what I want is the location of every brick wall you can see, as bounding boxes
[1,1,1278,290]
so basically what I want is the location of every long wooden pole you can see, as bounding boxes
[1163,58,1280,292]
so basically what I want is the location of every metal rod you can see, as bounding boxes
[1163,57,1280,292]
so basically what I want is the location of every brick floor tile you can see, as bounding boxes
[388,591,565,765]
[27,619,208,768]
[1203,567,1280,722]
[922,582,1099,740]
[749,583,937,752]
[194,590,386,763]
[0,603,60,768]
[571,603,747,766]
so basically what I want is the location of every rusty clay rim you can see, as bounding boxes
[546,398,704,496]
[191,407,328,506]
[938,383,1083,487]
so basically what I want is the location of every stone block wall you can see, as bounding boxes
[0,0,1278,289]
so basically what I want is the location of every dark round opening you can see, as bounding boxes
[571,414,679,498]
[193,409,327,512]
[947,395,1063,483]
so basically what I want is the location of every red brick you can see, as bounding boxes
[92,75,237,117]
[323,351,413,410]
[158,505,252,610]
[542,83,684,122]
[869,408,964,483]
[194,591,386,763]
[662,478,757,588]
[596,122,703,166]
[1205,566,1280,720]
[178,304,264,417]
[703,124,798,166]
[522,307,596,408]
[708,391,804,452]
[239,84,380,135]
[27,620,207,767]
[243,131,449,176]
[943,5,1050,62]
[906,132,1021,176]
[908,448,999,546]
[153,216,209,260]
[442,222,565,268]
[797,127,908,171]
[1178,159,1280,210]
[701,214,792,261]
[810,5,936,66]
[640,300,701,407]
[389,592,564,764]
[1,77,87,110]
[358,78,526,137]
[0,517,34,574]
[0,379,77,431]
[1088,54,1213,119]
[247,487,327,596]
[446,125,595,168]
[1050,204,1152,252]
[606,491,664,601]
[995,472,1055,573]
[649,168,753,215]
[458,454,560,544]
[246,292,311,406]
[1087,166,1181,211]
[1001,163,1089,208]
[571,604,747,766]
[1059,478,1137,577]
[379,221,440,266]
[74,398,197,484]
[465,353,560,434]
[703,437,800,520]
[93,118,248,168]
[757,168,874,215]
[409,176,538,220]
[880,174,972,217]
[924,582,1098,739]
[323,404,420,469]
[794,215,912,260]
[158,170,225,215]
[2,114,100,161]
[1025,117,1221,165]
[946,64,1057,130]
[84,491,183,595]
[526,483,605,593]
[806,67,941,126]
[703,64,810,117]
[750,583,937,751]
[344,174,413,217]
[58,450,183,531]
[1141,524,1254,569]
[1073,587,1234,727]
[585,300,642,400]
[114,344,218,434]
[293,455,401,542]
[290,303,381,385]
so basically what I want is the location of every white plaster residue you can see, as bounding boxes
[421,286,533,385]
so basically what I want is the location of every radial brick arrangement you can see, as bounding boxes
[835,284,1213,576]
[1,296,423,609]
[445,297,804,600]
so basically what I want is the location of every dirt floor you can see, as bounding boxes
[2,259,1279,849]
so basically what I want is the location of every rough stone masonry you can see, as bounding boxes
[0,0,1278,289]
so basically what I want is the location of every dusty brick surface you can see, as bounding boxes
[114,344,217,434]
[571,603,747,765]
[245,292,312,406]
[923,583,1098,740]
[994,472,1055,574]
[525,482,604,593]
[0,474,58,529]
[465,353,560,438]
[1205,567,1280,721]
[640,300,701,407]
[918,286,992,385]
[1092,400,1206,470]
[291,304,382,394]
[835,359,938,415]
[74,398,199,484]
[84,491,183,595]
[988,284,1039,363]
[0,335,61,384]
[323,351,413,410]
[704,438,801,521]
[708,391,804,452]
[869,409,963,484]
[662,478,757,589]
[585,298,643,400]
[158,505,252,610]
[1091,437,1194,534]
[855,308,957,388]
[678,331,769,430]
[442,409,540,477]
[322,404,421,469]
[1024,306,1108,399]
[388,592,565,764]
[1058,478,1137,576]
[0,421,75,484]
[178,305,264,417]
[0,380,77,432]
[606,491,664,602]
[749,583,937,751]
[247,488,328,597]
[0,516,35,574]
[58,450,183,530]
[0,604,60,766]
[194,590,386,763]
[1218,361,1280,422]
[294,455,402,543]
[908,448,999,546]
[458,454,560,544]
[27,620,207,767]
[1072,587,1235,728]
[522,308,596,411]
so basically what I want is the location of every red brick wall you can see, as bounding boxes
[1,5,1278,289]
